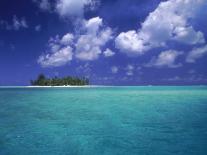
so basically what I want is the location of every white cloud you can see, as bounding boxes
[163,75,207,83]
[35,25,41,31]
[38,17,113,67]
[47,35,61,52]
[85,16,102,33]
[40,0,51,11]
[103,48,115,57]
[33,0,51,11]
[33,0,100,17]
[56,0,99,17]
[126,71,133,76]
[76,63,92,77]
[173,26,205,45]
[115,0,206,55]
[145,50,183,68]
[115,31,149,56]
[0,16,28,31]
[60,33,74,45]
[126,64,134,76]
[13,16,28,30]
[186,45,207,63]
[111,66,118,74]
[188,69,196,74]
[165,76,181,81]
[38,46,73,67]
[38,33,74,67]
[75,17,113,61]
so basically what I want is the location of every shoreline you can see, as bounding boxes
[0,85,108,88]
[26,85,92,88]
[0,85,95,88]
[0,85,206,88]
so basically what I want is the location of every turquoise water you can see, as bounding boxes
[0,86,207,155]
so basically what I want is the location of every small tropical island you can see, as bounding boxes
[30,74,89,86]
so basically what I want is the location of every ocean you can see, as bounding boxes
[0,86,207,155]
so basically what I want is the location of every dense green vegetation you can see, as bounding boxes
[31,74,89,86]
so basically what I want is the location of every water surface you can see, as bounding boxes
[0,86,207,155]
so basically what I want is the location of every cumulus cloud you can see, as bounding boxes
[38,17,113,67]
[38,46,73,67]
[111,66,119,74]
[75,17,113,61]
[56,0,99,17]
[173,26,205,45]
[186,45,207,63]
[0,16,28,31]
[38,33,74,67]
[115,0,206,55]
[115,31,149,56]
[60,33,74,45]
[145,50,183,68]
[103,48,115,57]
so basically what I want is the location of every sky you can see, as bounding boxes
[0,0,207,86]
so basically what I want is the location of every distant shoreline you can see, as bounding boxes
[0,85,206,88]
[0,85,95,88]
[27,85,92,88]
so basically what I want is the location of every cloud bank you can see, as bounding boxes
[38,17,113,67]
[37,0,207,69]
[115,0,206,55]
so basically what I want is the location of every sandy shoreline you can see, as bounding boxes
[26,85,94,88]
[0,85,205,88]
[0,85,103,88]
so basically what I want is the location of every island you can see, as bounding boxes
[30,74,89,86]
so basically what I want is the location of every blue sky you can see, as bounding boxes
[0,0,207,85]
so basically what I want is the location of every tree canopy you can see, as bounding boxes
[31,74,89,86]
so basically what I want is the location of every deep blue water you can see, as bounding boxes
[0,86,207,155]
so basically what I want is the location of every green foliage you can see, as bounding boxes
[31,74,89,86]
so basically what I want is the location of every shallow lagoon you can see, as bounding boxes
[0,86,207,155]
